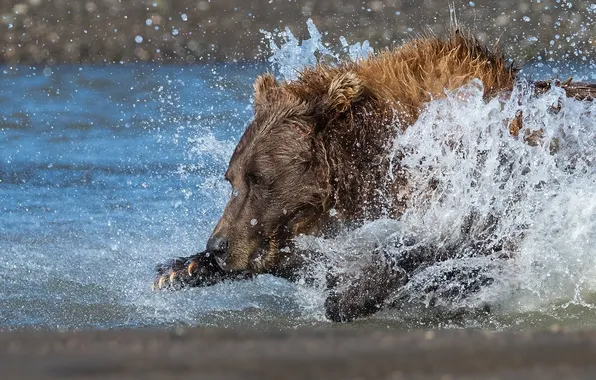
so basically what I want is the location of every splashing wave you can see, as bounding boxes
[273,21,596,327]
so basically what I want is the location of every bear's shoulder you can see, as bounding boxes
[285,32,517,113]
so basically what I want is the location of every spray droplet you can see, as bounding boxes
[135,35,143,43]
[329,208,337,217]
[250,219,258,226]
[181,14,188,21]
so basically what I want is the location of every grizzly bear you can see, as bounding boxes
[153,30,596,322]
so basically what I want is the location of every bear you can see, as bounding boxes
[153,30,596,322]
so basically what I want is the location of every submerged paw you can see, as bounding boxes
[324,288,385,323]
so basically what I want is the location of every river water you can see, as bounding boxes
[2,23,596,331]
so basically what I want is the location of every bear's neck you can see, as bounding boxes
[323,102,409,221]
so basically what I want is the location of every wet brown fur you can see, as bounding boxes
[208,30,518,273]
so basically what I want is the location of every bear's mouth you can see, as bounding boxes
[214,253,227,270]
[249,238,274,270]
[250,247,266,265]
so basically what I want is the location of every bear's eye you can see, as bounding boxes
[246,172,263,186]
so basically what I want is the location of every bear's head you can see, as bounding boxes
[206,71,366,272]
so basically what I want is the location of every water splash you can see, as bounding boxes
[296,78,596,325]
[261,18,373,80]
[258,19,596,326]
[395,80,596,313]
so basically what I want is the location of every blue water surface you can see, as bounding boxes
[0,64,301,330]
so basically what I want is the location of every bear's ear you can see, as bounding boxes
[253,73,277,106]
[323,71,363,113]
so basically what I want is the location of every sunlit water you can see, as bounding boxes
[2,21,596,331]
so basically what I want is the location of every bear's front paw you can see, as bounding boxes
[152,252,222,291]
[152,251,253,291]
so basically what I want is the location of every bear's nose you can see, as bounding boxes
[206,236,229,253]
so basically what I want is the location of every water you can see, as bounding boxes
[0,64,281,330]
[2,21,596,331]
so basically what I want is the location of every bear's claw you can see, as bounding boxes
[151,273,176,291]
[159,275,168,289]
[187,261,197,276]
[151,256,201,291]
[151,273,183,291]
